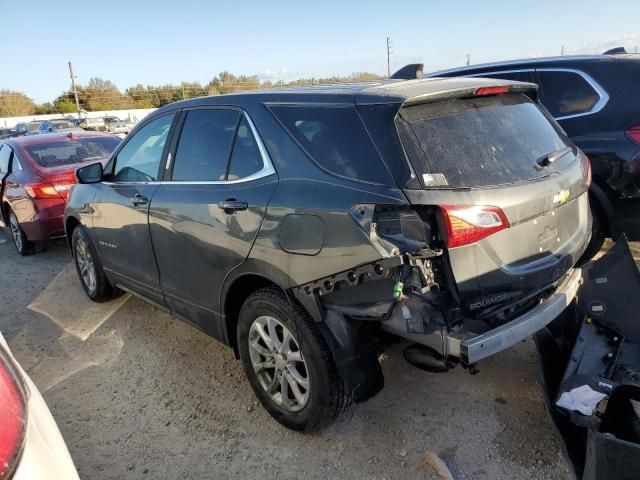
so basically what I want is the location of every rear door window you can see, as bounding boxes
[270,105,392,184]
[227,116,264,180]
[397,94,572,188]
[536,70,601,118]
[172,109,240,181]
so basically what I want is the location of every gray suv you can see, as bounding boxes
[64,77,591,431]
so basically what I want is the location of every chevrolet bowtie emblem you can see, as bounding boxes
[553,190,570,207]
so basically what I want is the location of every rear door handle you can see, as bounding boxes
[218,198,248,213]
[129,194,149,206]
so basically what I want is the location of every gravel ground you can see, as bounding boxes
[0,229,578,480]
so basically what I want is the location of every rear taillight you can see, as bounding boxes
[0,348,27,478]
[441,205,510,248]
[25,172,76,200]
[474,86,510,97]
[625,125,640,145]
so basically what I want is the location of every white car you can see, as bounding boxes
[0,333,79,480]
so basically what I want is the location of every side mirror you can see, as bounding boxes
[76,162,103,184]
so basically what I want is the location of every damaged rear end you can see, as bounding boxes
[294,79,591,369]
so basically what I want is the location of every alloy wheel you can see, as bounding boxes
[9,213,22,252]
[248,315,310,412]
[76,237,97,293]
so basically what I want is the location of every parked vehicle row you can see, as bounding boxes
[0,52,635,435]
[6,116,133,138]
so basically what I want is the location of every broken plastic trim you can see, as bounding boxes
[535,237,640,480]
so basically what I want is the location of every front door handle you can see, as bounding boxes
[218,198,248,213]
[129,194,149,206]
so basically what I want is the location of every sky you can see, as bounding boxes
[1,0,639,104]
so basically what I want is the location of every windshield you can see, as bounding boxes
[397,94,573,188]
[25,136,120,168]
[27,123,41,132]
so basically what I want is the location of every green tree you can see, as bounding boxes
[78,78,133,111]
[54,99,78,113]
[34,103,54,114]
[0,90,35,116]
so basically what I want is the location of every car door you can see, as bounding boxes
[0,145,11,227]
[148,107,278,339]
[90,112,177,306]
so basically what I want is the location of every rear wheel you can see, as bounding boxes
[8,210,32,256]
[72,226,121,301]
[237,287,349,431]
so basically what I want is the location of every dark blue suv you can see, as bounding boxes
[428,52,640,259]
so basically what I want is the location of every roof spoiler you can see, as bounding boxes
[603,47,628,55]
[390,64,424,80]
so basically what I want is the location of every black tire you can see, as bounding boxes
[577,201,606,266]
[237,287,349,431]
[71,225,121,301]
[8,209,32,256]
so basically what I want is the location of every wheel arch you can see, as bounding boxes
[65,215,81,250]
[222,273,285,355]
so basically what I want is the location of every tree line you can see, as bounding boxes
[0,71,384,117]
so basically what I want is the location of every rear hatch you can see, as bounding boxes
[395,89,591,316]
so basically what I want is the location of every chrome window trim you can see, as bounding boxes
[103,111,276,186]
[430,55,607,76]
[465,67,609,121]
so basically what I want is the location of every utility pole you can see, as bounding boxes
[561,45,565,56]
[68,61,81,118]
[635,46,638,54]
[386,36,393,77]
[466,54,471,66]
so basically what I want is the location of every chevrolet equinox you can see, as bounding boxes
[65,76,591,431]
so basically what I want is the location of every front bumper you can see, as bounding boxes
[451,268,583,364]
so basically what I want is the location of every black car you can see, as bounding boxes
[427,52,640,258]
[65,77,590,431]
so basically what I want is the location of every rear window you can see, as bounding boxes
[397,94,572,188]
[270,105,392,184]
[25,136,120,168]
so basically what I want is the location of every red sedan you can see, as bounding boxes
[0,131,120,255]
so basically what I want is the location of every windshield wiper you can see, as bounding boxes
[536,146,574,168]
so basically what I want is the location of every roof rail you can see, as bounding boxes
[603,47,628,55]
[390,64,424,80]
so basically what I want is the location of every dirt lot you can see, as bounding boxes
[0,229,578,480]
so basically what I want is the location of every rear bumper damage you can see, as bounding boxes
[292,251,582,365]
[291,239,640,478]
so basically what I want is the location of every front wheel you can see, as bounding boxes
[237,288,350,431]
[72,226,121,301]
